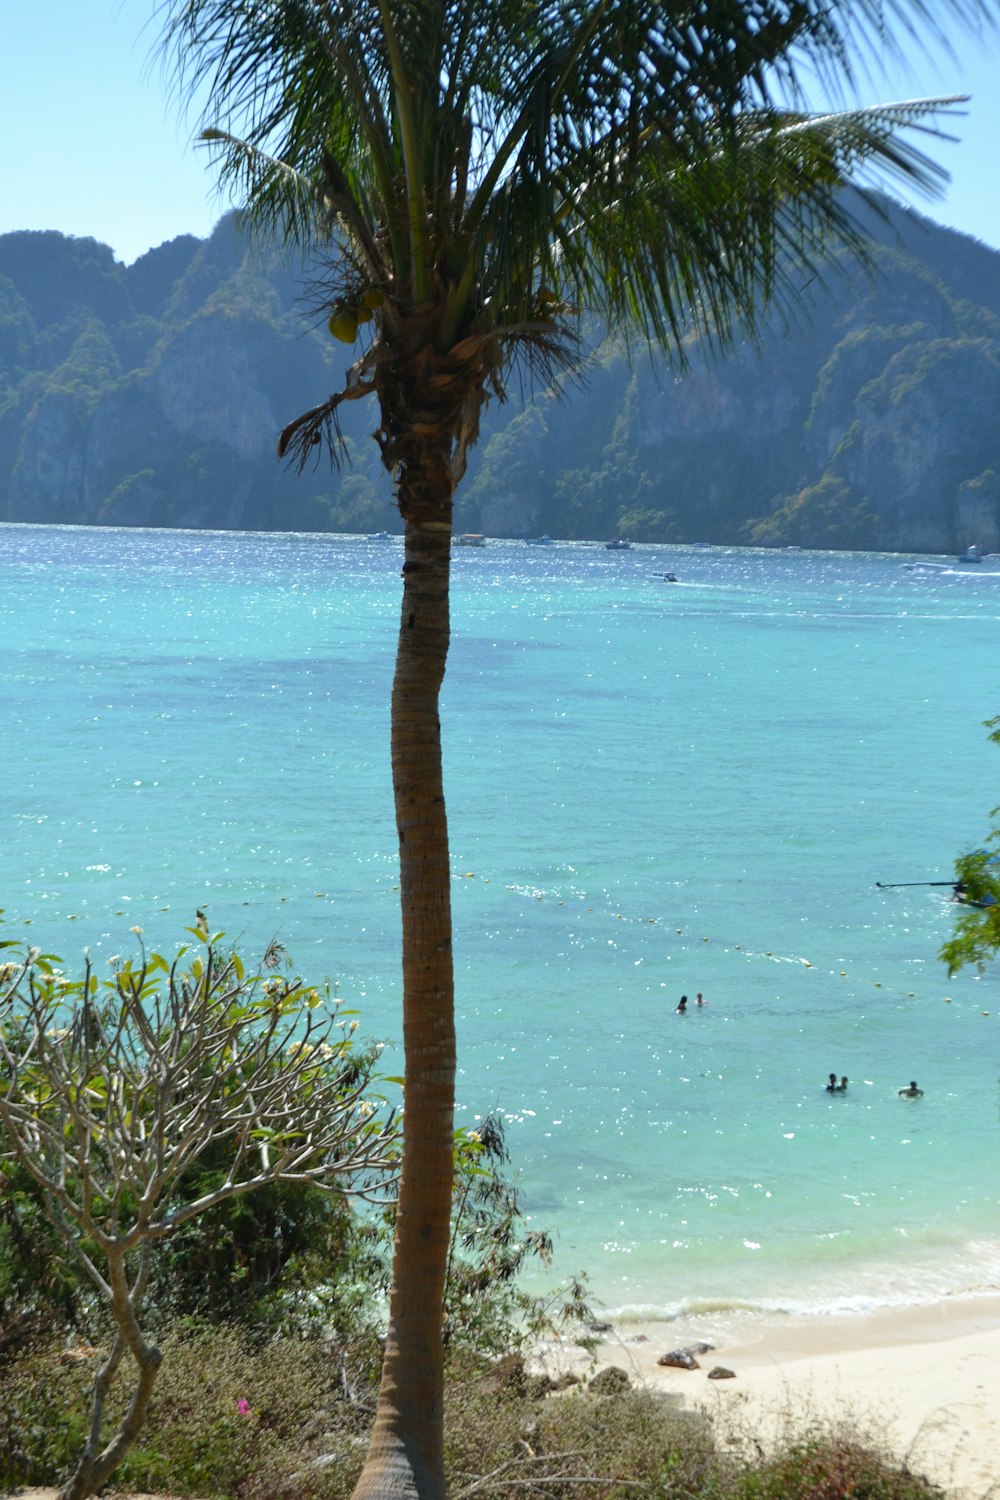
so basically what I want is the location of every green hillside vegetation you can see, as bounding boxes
[2,201,1000,552]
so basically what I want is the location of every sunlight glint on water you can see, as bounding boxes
[2,525,999,1322]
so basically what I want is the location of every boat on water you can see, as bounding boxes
[366,530,394,541]
[456,533,486,547]
[524,534,554,546]
[605,537,631,550]
[958,544,984,564]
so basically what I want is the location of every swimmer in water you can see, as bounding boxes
[898,1080,924,1098]
[837,1076,848,1092]
[676,995,688,1014]
[825,1073,838,1092]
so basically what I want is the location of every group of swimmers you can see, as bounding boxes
[672,997,925,1099]
[826,1072,924,1098]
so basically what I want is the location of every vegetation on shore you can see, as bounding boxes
[0,1321,946,1500]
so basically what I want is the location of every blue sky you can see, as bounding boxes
[3,1,1000,266]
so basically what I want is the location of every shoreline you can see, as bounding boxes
[547,1295,1000,1498]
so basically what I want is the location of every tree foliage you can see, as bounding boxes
[0,924,396,1500]
[940,715,1000,975]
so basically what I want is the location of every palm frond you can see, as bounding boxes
[160,0,999,430]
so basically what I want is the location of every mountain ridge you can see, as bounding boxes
[2,201,999,552]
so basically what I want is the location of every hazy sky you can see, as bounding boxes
[3,1,1000,266]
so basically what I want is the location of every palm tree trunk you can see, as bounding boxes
[352,475,455,1500]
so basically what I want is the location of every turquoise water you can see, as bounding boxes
[2,524,999,1322]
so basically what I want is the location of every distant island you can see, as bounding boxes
[2,196,999,553]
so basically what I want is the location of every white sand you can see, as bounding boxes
[555,1296,1000,1498]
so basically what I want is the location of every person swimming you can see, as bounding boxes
[825,1073,838,1092]
[898,1080,924,1097]
[837,1076,848,1092]
[676,995,688,1014]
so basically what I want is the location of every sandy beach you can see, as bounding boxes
[556,1296,1000,1499]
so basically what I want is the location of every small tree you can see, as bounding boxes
[0,925,396,1500]
[940,715,1000,976]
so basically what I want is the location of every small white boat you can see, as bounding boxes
[958,544,984,564]
[456,533,486,547]
[605,537,631,550]
[524,534,554,546]
[367,530,393,541]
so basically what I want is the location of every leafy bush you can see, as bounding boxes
[0,923,395,1500]
[0,1327,358,1498]
[720,1433,943,1500]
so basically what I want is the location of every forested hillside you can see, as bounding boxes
[2,200,999,552]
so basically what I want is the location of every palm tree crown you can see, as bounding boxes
[166,0,980,490]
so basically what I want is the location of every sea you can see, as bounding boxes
[2,523,999,1330]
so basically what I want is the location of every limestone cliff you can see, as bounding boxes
[2,202,1000,552]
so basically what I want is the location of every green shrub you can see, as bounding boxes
[0,1328,365,1499]
[723,1434,943,1500]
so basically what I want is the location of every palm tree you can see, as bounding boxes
[162,3,993,1495]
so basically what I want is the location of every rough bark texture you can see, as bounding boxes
[58,1249,163,1500]
[351,452,456,1499]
